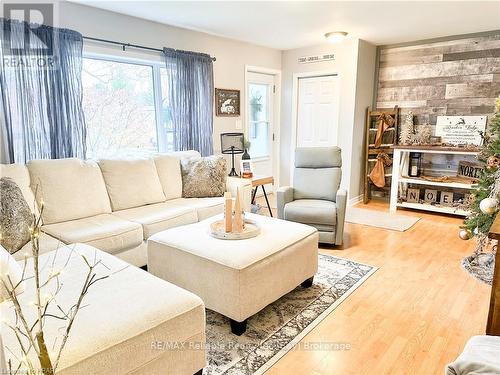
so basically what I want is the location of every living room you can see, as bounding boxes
[0,1,499,374]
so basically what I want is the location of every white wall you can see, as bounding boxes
[280,38,376,201]
[351,40,377,203]
[58,1,282,156]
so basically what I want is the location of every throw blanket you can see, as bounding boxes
[446,335,500,375]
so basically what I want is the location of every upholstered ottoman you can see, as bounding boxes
[1,244,206,375]
[148,213,318,335]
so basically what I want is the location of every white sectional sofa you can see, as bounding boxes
[1,151,252,267]
[1,151,250,374]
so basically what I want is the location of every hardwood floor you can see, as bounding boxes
[256,196,491,375]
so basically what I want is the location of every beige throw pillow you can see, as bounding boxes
[181,156,227,198]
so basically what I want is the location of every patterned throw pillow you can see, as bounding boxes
[181,156,227,198]
[0,177,33,254]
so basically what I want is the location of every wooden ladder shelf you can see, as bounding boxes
[363,106,400,203]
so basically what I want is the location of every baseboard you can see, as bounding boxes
[348,194,363,207]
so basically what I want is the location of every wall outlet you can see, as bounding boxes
[235,119,242,130]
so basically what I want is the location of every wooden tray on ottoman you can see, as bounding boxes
[210,219,260,240]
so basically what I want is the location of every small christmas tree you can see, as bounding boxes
[399,111,414,145]
[462,96,500,252]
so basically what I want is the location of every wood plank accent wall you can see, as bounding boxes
[376,33,500,127]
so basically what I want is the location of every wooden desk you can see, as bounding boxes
[487,214,500,335]
[248,175,274,217]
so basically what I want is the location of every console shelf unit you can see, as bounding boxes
[389,145,480,216]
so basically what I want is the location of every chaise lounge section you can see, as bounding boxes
[1,244,206,374]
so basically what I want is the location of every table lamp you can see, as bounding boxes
[220,132,244,177]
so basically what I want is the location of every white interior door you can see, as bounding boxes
[246,71,276,184]
[297,75,339,148]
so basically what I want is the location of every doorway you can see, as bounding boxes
[245,67,281,192]
[296,74,339,147]
[290,72,340,181]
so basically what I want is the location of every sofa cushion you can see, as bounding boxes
[154,151,202,201]
[293,147,342,202]
[98,158,166,211]
[1,244,206,375]
[1,164,38,212]
[42,214,143,254]
[295,147,342,168]
[284,199,337,226]
[170,197,224,221]
[27,158,112,224]
[113,202,198,239]
[154,155,183,200]
[14,233,61,261]
[293,167,341,202]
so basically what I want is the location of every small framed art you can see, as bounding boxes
[240,159,254,178]
[215,88,240,116]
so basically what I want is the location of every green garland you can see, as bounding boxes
[463,96,500,236]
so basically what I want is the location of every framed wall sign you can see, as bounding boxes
[298,53,335,64]
[215,88,240,117]
[435,116,487,145]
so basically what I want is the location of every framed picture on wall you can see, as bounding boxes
[215,88,240,117]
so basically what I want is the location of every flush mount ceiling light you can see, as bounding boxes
[325,31,348,43]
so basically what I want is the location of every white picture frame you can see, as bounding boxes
[240,159,254,176]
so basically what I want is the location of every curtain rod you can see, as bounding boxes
[82,36,217,61]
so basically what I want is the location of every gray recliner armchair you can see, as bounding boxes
[277,147,347,245]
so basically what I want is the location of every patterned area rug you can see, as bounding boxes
[204,254,376,375]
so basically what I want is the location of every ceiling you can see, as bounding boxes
[73,1,500,50]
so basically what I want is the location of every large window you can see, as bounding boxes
[82,56,172,159]
[160,68,175,153]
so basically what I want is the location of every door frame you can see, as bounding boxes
[290,70,339,182]
[244,65,282,190]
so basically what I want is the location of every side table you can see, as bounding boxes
[250,175,274,217]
